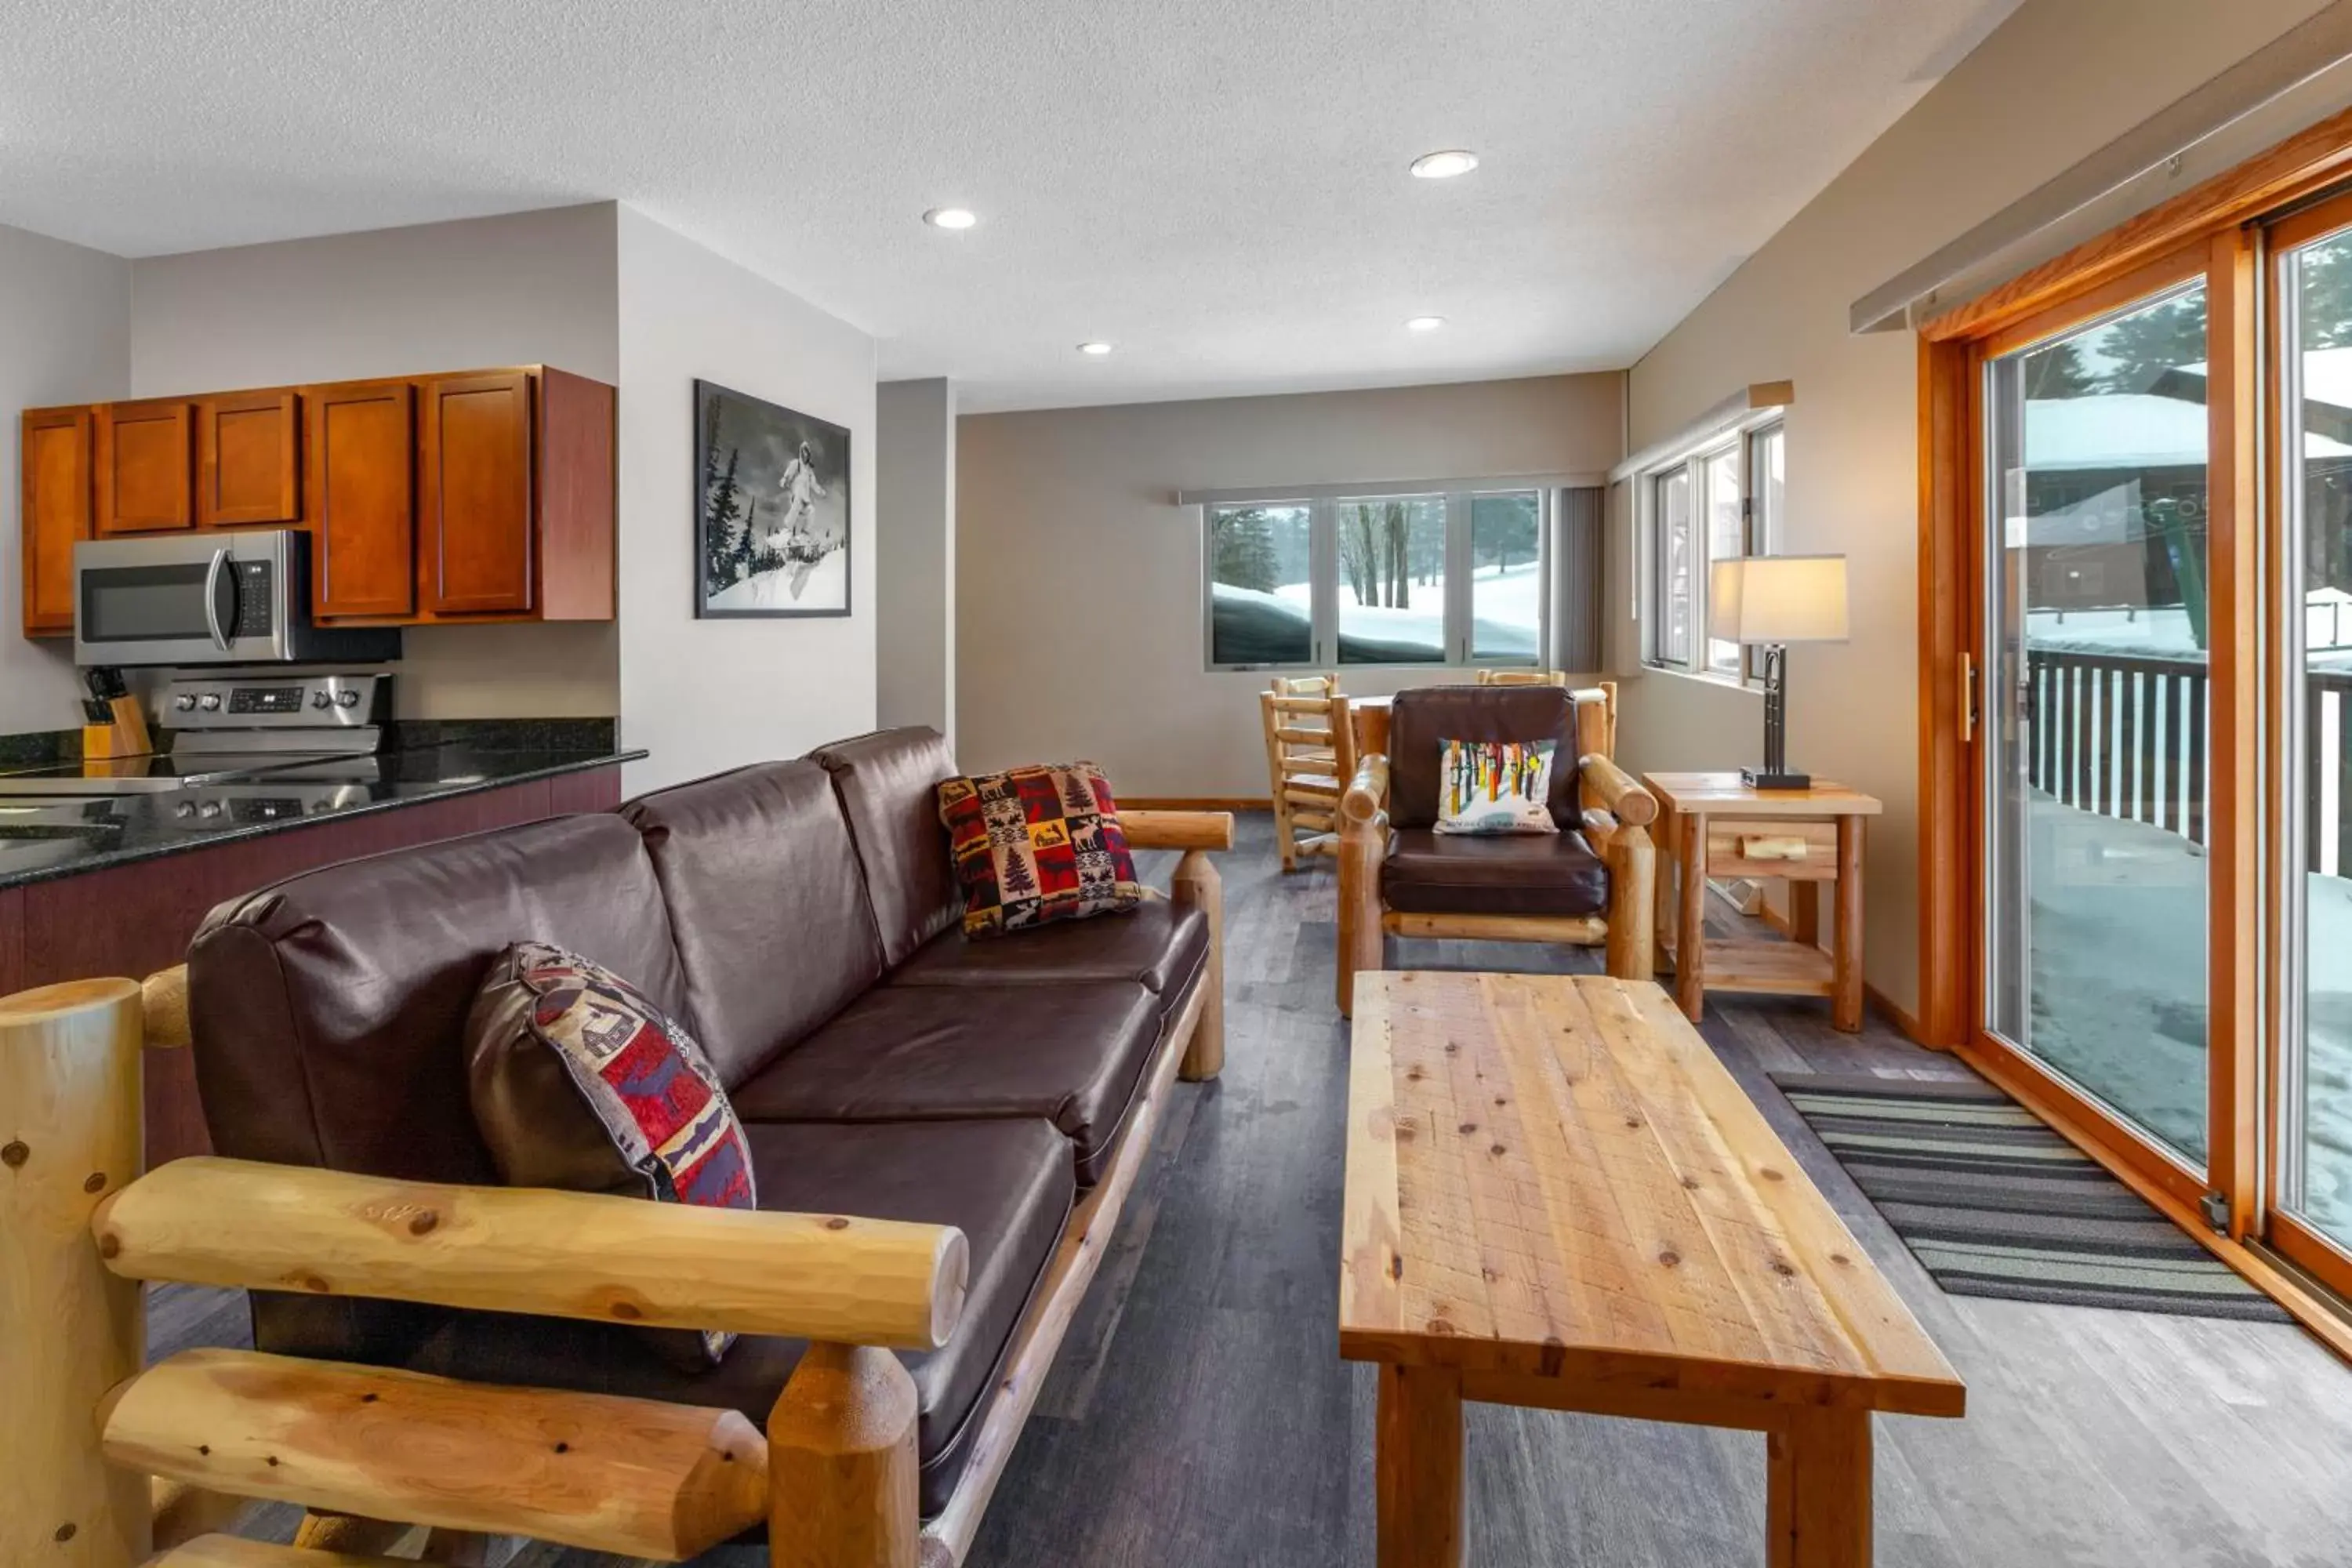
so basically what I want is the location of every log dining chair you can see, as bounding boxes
[1261,674,1356,871]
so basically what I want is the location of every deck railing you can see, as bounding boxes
[2025,645,2352,876]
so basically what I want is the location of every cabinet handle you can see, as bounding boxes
[1958,652,1976,745]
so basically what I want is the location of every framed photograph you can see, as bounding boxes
[695,379,851,618]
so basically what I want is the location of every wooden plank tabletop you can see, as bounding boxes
[1642,772,1883,818]
[1339,971,1963,1419]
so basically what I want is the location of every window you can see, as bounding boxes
[1202,485,1552,669]
[1641,418,1784,681]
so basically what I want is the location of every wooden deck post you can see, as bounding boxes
[1171,848,1225,1080]
[768,1342,922,1568]
[1,978,151,1568]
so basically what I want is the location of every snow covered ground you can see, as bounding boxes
[2014,793,2352,1240]
[1231,560,1541,659]
[706,550,846,612]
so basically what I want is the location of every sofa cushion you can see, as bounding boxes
[889,898,1207,998]
[466,942,758,1368]
[810,728,964,967]
[191,812,689,1189]
[1433,739,1562,836]
[1381,826,1610,917]
[620,760,886,1087]
[394,1119,1073,1519]
[1388,684,1579,830]
[937,762,1142,938]
[730,982,1163,1185]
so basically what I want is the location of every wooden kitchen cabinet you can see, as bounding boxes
[306,379,416,619]
[197,387,300,527]
[19,406,93,637]
[95,397,196,534]
[419,369,535,614]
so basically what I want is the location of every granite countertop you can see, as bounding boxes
[0,724,641,892]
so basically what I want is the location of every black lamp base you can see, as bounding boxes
[1740,766,1811,793]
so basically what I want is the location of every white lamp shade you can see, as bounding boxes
[1708,554,1849,644]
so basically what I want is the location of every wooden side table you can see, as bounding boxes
[1642,772,1882,1030]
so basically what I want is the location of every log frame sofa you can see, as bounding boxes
[0,728,1231,1568]
[1338,681,1657,1016]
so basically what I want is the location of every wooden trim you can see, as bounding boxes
[1915,336,1976,1051]
[920,976,1207,1566]
[2206,225,2264,1240]
[1924,101,2352,343]
[1973,242,2212,360]
[1120,797,1267,811]
[2267,1212,2352,1309]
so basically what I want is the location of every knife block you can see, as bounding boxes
[82,695,153,761]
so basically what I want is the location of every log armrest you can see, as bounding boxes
[1341,753,1390,832]
[93,1156,969,1351]
[1121,809,1236,851]
[1578,753,1657,828]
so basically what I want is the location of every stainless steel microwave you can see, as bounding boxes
[73,530,401,666]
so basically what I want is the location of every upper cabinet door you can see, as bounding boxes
[95,398,195,534]
[198,389,300,527]
[306,379,416,619]
[419,370,535,615]
[20,407,93,637]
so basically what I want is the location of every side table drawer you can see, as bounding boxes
[1704,818,1838,880]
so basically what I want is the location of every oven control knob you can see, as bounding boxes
[198,800,222,818]
[172,694,197,712]
[174,801,196,819]
[335,689,361,708]
[198,693,222,712]
[310,690,333,710]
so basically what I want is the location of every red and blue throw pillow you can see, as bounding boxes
[465,941,755,1366]
[938,761,1142,937]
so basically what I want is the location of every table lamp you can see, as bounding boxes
[1708,554,1848,791]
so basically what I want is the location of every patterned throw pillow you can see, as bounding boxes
[465,941,756,1367]
[938,762,1143,938]
[1433,738,1561,836]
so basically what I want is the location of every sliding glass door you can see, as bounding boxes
[1982,275,2215,1167]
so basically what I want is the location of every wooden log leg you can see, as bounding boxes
[1603,823,1655,982]
[1832,816,1864,1032]
[1376,1363,1464,1568]
[1652,804,1678,974]
[1766,1410,1872,1568]
[2,978,151,1568]
[289,1514,416,1554]
[1338,826,1386,1018]
[1171,849,1225,1080]
[1675,812,1707,1022]
[768,1342,920,1568]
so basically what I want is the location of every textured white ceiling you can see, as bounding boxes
[1,0,2017,412]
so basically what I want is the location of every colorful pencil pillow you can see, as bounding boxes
[1433,738,1560,836]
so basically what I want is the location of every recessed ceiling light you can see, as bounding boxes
[1078,341,1113,356]
[1409,149,1479,180]
[1405,316,1446,332]
[924,206,978,230]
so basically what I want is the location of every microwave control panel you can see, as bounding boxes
[231,561,274,638]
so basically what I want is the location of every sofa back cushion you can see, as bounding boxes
[620,760,887,1086]
[1388,685,1581,829]
[811,728,963,967]
[189,812,688,1188]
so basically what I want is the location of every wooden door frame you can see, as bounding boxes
[1916,106,2352,1330]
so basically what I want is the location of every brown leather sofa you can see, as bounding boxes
[1337,683,1657,1014]
[142,727,1230,1566]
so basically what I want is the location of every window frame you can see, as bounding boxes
[1200,484,1553,672]
[1637,413,1786,687]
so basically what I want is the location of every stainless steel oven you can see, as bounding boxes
[73,529,400,666]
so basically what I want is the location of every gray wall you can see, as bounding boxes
[956,373,1624,797]
[615,205,878,794]
[876,378,956,746]
[0,223,131,736]
[128,204,623,720]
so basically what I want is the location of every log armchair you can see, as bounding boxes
[1337,682,1656,1015]
[1,729,1232,1568]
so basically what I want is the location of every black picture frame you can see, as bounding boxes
[693,379,852,619]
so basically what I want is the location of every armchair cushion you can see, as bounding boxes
[1388,685,1581,829]
[1433,738,1561,836]
[1381,826,1610,918]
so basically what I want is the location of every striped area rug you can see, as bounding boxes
[1770,1073,2290,1323]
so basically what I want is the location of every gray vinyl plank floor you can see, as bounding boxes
[151,813,2352,1566]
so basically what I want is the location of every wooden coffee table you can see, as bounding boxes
[1340,971,1964,1567]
